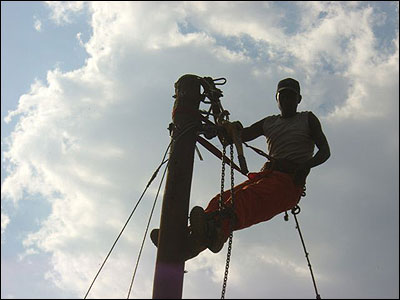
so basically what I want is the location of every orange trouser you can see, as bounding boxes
[204,170,304,240]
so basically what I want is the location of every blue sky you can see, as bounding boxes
[1,1,399,299]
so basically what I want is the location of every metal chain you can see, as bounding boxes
[221,143,234,299]
[219,146,226,209]
[230,144,235,205]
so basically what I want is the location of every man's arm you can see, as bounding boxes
[305,112,330,169]
[293,112,330,186]
[241,117,267,142]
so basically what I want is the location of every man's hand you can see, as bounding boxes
[219,120,243,146]
[293,163,311,187]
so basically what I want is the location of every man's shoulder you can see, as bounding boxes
[299,111,320,122]
[299,110,314,116]
[300,110,320,116]
[301,111,320,122]
[264,114,280,121]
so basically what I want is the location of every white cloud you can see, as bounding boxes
[2,2,398,299]
[76,32,84,47]
[33,16,42,32]
[18,248,39,261]
[44,1,86,25]
[1,213,10,235]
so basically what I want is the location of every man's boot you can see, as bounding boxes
[190,206,227,254]
[150,228,207,261]
[150,206,230,260]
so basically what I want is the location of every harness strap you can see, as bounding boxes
[243,141,274,161]
[197,136,246,176]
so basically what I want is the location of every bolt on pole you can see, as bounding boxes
[152,74,202,299]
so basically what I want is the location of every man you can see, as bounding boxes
[151,77,330,260]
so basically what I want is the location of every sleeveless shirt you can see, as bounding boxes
[262,111,315,164]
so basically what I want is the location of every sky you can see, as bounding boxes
[1,1,399,299]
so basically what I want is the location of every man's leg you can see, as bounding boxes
[226,171,303,230]
[202,171,303,243]
[197,175,266,252]
[150,171,302,259]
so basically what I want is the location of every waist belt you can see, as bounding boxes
[261,160,298,174]
[262,160,310,187]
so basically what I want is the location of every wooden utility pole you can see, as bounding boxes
[152,74,202,299]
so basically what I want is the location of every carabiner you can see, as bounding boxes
[213,77,227,85]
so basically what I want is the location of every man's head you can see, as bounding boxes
[275,78,302,118]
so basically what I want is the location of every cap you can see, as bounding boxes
[276,78,300,95]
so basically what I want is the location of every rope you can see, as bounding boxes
[127,157,169,298]
[83,148,170,299]
[243,141,274,161]
[291,206,321,299]
[84,122,198,299]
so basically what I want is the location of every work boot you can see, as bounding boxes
[207,221,226,253]
[189,206,208,246]
[190,206,226,254]
[149,228,206,261]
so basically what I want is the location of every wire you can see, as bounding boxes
[125,122,199,297]
[83,145,171,299]
[83,122,198,299]
[127,157,169,298]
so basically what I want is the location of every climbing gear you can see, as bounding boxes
[216,122,236,299]
[217,118,248,174]
[171,75,250,176]
[197,76,249,176]
[220,142,235,299]
[284,203,321,299]
[197,135,246,176]
[218,120,243,146]
[243,141,274,161]
[195,76,239,298]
